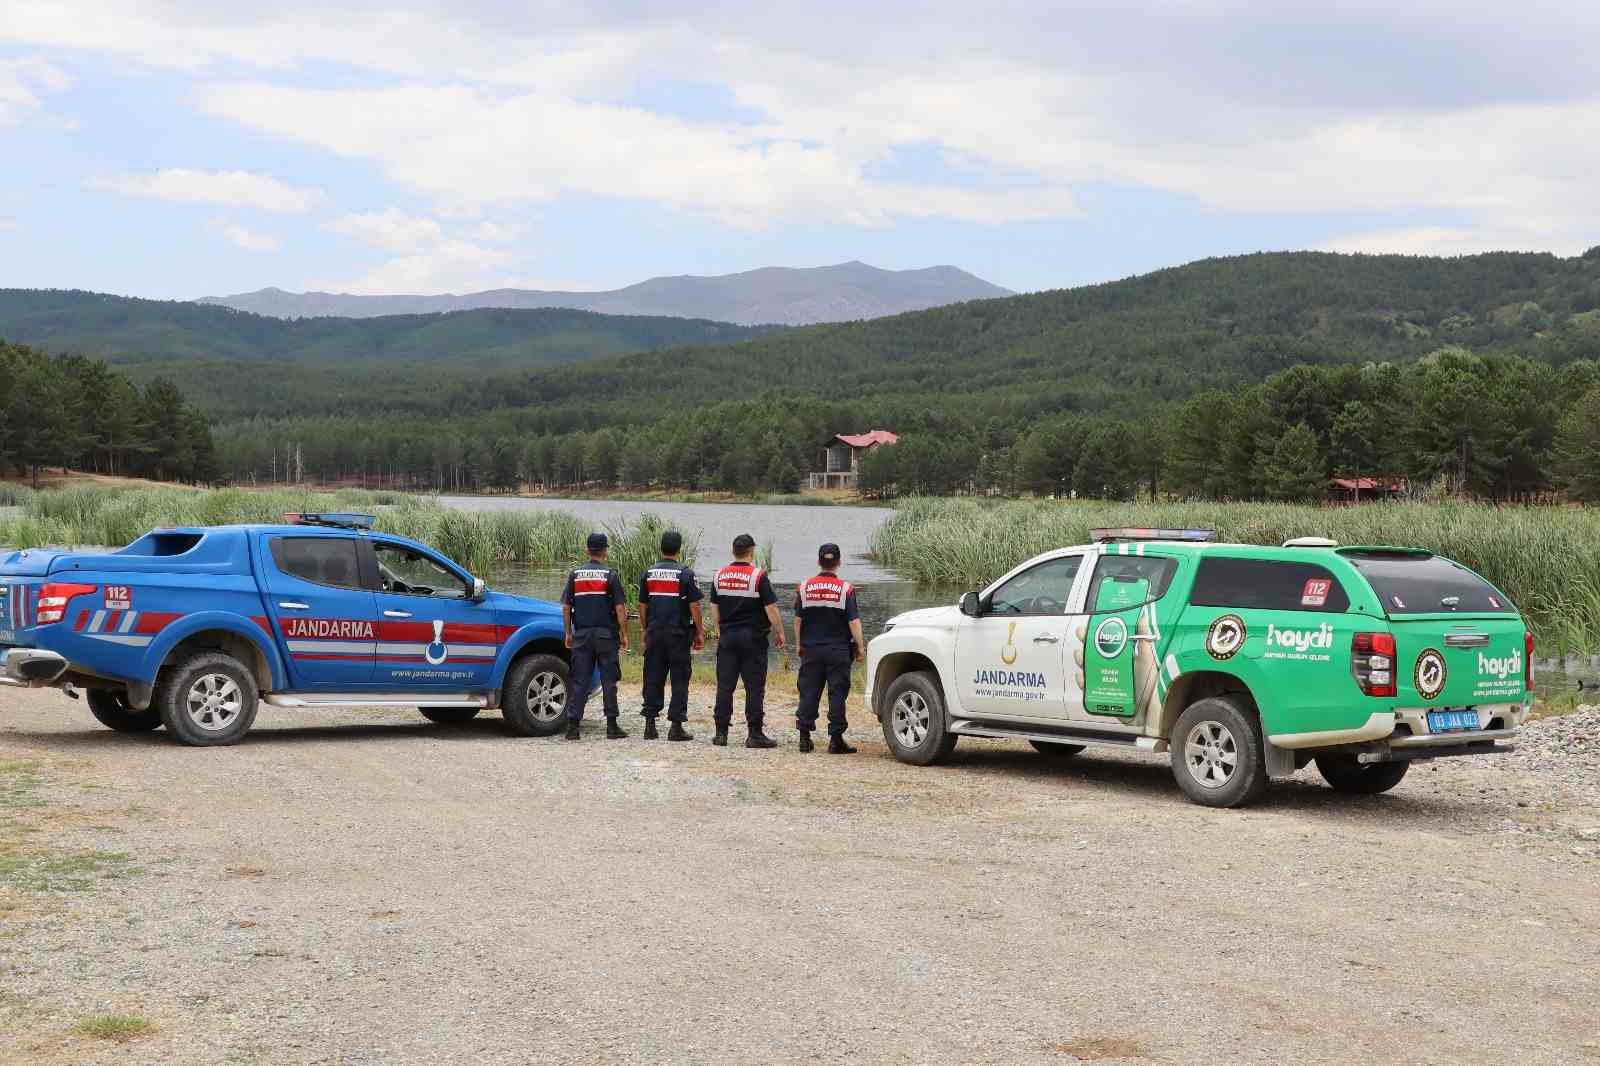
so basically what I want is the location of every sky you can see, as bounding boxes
[2,1,1598,300]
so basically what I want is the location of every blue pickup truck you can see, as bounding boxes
[0,513,574,745]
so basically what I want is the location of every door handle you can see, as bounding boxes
[278,601,309,610]
[1443,633,1489,648]
[1032,634,1060,644]
[383,610,413,618]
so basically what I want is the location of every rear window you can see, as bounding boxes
[1344,554,1515,615]
[270,537,364,590]
[1190,557,1351,613]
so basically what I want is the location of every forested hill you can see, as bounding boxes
[0,289,782,370]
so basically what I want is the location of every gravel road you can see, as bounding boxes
[3,690,1598,1065]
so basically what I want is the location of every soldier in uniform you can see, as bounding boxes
[559,532,630,741]
[708,533,785,749]
[637,529,703,742]
[792,543,865,753]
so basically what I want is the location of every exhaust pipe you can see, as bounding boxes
[0,648,70,687]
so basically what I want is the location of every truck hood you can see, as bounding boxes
[886,605,961,630]
[483,589,562,619]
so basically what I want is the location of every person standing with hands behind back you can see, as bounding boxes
[793,543,865,753]
[709,533,785,749]
[637,529,703,742]
[560,532,630,741]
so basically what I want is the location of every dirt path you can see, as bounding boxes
[2,688,1597,1065]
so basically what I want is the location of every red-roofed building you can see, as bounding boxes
[810,430,899,490]
[1330,476,1407,502]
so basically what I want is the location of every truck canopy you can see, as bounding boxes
[1340,550,1516,616]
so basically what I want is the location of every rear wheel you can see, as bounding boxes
[880,671,958,766]
[1169,696,1268,808]
[154,652,259,746]
[418,707,479,725]
[1028,740,1085,758]
[85,689,162,733]
[501,654,572,736]
[1314,753,1410,795]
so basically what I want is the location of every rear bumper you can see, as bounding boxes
[1351,727,1517,764]
[0,648,70,688]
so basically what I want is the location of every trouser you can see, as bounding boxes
[713,626,768,730]
[641,626,692,722]
[568,631,621,722]
[796,643,852,736]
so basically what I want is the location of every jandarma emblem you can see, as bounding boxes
[1001,621,1019,665]
[1206,615,1246,660]
[1415,648,1447,701]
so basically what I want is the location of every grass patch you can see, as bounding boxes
[873,497,1600,655]
[0,759,136,893]
[74,1012,156,1042]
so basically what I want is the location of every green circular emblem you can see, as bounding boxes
[1093,616,1128,658]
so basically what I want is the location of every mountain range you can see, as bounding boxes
[197,261,1013,326]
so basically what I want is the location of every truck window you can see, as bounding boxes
[1344,554,1515,614]
[1085,555,1176,612]
[987,556,1081,616]
[270,537,363,590]
[1190,558,1351,613]
[373,542,470,599]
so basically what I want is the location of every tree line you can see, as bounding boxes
[0,340,218,486]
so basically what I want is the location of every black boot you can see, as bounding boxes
[667,722,694,742]
[643,719,659,740]
[712,728,728,747]
[798,731,814,753]
[745,729,777,749]
[564,720,580,741]
[606,717,629,739]
[828,734,857,754]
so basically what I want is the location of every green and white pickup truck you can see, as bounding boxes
[865,529,1531,807]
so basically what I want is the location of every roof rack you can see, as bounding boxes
[1090,527,1216,544]
[283,512,375,530]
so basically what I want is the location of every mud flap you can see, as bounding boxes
[1264,740,1297,779]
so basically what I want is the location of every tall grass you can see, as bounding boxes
[873,497,1600,654]
[0,486,589,576]
[0,484,34,507]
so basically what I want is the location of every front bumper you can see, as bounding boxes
[1351,727,1517,764]
[0,648,70,688]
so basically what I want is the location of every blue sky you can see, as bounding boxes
[2,2,1597,300]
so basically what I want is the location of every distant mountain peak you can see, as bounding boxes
[198,261,1012,326]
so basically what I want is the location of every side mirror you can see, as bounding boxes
[959,591,984,618]
[471,577,487,602]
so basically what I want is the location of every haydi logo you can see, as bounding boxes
[1265,623,1333,653]
[1478,649,1522,680]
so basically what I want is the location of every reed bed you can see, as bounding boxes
[872,497,1600,654]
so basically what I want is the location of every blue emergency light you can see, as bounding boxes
[1090,527,1217,543]
[283,512,376,530]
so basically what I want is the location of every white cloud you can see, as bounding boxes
[323,208,444,254]
[89,168,323,214]
[311,239,516,295]
[216,221,280,252]
[0,54,72,126]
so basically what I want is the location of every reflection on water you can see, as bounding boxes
[445,496,959,655]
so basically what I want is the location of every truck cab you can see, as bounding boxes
[0,514,574,745]
[866,528,1529,807]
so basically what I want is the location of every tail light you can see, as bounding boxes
[35,582,97,625]
[1352,632,1397,697]
[1524,631,1535,692]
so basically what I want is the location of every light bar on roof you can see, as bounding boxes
[1090,527,1216,543]
[283,512,375,530]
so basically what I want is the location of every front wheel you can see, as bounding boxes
[1169,696,1268,808]
[1314,754,1410,795]
[86,689,162,733]
[154,652,260,746]
[880,671,958,766]
[501,654,572,736]
[419,707,480,725]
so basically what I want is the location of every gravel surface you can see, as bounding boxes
[2,689,1598,1065]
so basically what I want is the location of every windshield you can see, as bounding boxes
[1344,554,1515,615]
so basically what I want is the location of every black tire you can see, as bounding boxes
[153,651,260,747]
[1314,754,1410,795]
[501,653,572,737]
[85,689,162,733]
[1169,696,1269,808]
[1029,740,1086,758]
[418,707,480,725]
[880,671,958,766]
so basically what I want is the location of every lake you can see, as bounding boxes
[438,495,956,641]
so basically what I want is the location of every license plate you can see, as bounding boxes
[1427,708,1478,733]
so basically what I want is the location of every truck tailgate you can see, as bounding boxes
[1389,615,1527,706]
